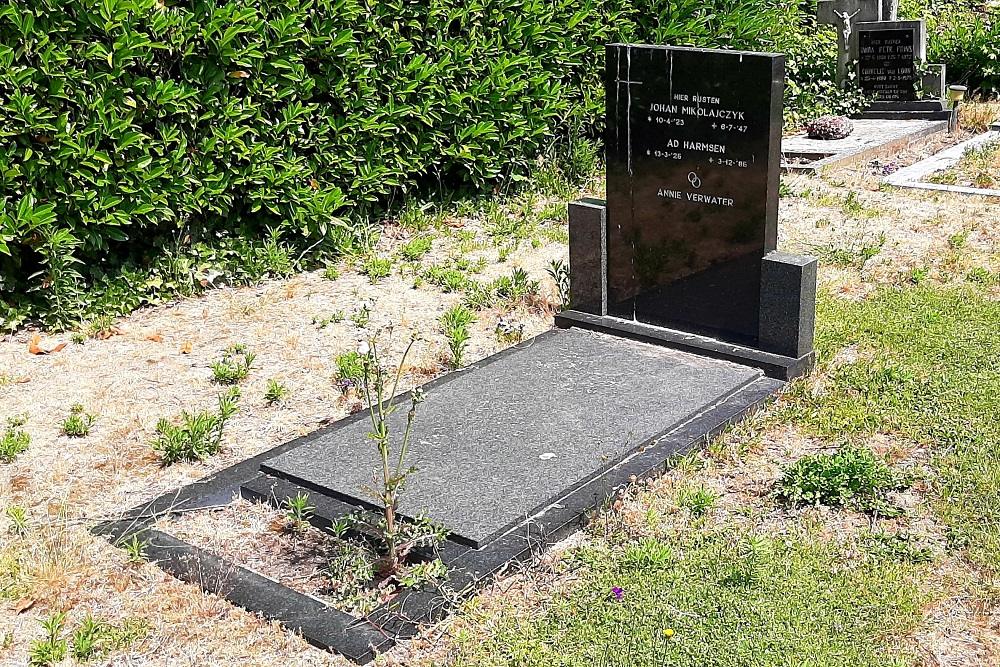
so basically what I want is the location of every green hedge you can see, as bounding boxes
[1,0,800,328]
[926,1,1000,93]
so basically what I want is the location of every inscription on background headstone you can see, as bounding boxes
[857,26,919,101]
[605,45,784,345]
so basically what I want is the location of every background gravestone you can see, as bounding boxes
[604,44,784,346]
[855,21,924,102]
[817,0,946,114]
[818,0,897,87]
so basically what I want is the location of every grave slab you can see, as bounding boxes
[782,118,947,173]
[261,328,762,548]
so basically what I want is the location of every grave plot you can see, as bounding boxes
[782,0,952,173]
[98,44,815,664]
[98,329,782,663]
[885,126,1000,197]
[781,119,947,174]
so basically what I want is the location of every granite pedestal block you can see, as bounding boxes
[759,252,818,359]
[556,199,817,380]
[568,198,608,315]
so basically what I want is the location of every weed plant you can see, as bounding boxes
[777,445,906,513]
[29,612,67,667]
[264,379,290,404]
[283,492,315,534]
[354,333,444,577]
[151,388,240,464]
[61,403,95,437]
[0,416,30,463]
[400,236,433,261]
[210,344,256,385]
[547,259,571,310]
[440,305,476,368]
[362,255,393,283]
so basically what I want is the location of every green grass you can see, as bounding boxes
[453,283,997,665]
[400,236,433,261]
[0,549,26,601]
[781,285,1000,571]
[361,255,394,283]
[453,529,924,667]
[675,485,718,517]
[927,140,1000,189]
[776,446,906,513]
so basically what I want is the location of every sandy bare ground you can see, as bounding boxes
[1,127,999,665]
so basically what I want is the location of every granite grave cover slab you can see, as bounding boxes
[262,327,761,548]
[97,346,783,663]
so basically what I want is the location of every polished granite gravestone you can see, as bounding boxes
[857,22,923,102]
[261,328,763,548]
[604,44,783,346]
[559,44,817,380]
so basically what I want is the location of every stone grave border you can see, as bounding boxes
[782,119,947,174]
[883,129,1000,197]
[94,330,784,664]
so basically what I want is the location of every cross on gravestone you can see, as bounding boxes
[818,0,899,86]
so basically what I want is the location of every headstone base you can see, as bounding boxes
[858,99,949,121]
[554,310,815,381]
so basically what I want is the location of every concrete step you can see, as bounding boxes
[858,110,951,121]
[867,100,947,112]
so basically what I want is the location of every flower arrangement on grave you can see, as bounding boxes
[806,115,855,140]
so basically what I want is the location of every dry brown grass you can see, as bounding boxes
[960,100,1000,134]
[0,197,569,665]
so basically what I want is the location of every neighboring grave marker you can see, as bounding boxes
[855,21,923,101]
[817,0,894,86]
[604,44,783,345]
[817,0,946,111]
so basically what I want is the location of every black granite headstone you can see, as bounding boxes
[605,44,784,346]
[857,26,919,101]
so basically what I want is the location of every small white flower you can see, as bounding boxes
[356,341,371,356]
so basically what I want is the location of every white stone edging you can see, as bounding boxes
[884,130,1000,197]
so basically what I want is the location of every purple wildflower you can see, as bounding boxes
[611,586,624,601]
